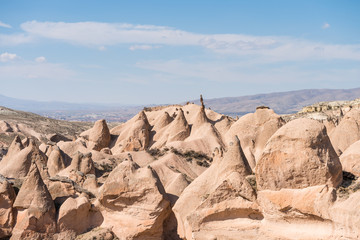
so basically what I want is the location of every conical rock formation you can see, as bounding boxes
[11,162,56,239]
[225,108,284,170]
[47,146,65,177]
[173,136,258,240]
[88,119,111,151]
[0,138,48,179]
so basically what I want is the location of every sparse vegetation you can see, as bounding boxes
[170,147,213,167]
[337,171,360,199]
[245,175,257,191]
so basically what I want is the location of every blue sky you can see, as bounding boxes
[0,0,359,104]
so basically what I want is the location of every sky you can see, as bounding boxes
[0,0,360,105]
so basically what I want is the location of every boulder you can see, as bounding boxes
[339,140,360,177]
[47,146,65,177]
[97,160,170,239]
[57,194,96,235]
[329,108,360,155]
[256,118,342,191]
[88,119,111,151]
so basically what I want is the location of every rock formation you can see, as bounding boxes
[3,100,360,239]
[173,136,258,239]
[339,140,360,176]
[329,108,360,155]
[0,139,48,179]
[225,108,284,170]
[0,175,16,238]
[88,119,111,151]
[256,118,342,191]
[11,162,56,239]
[47,146,65,177]
[97,160,170,239]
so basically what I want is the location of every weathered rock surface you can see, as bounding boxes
[88,119,111,151]
[97,160,170,239]
[57,194,101,235]
[47,146,65,177]
[256,118,342,191]
[4,100,360,239]
[339,140,360,177]
[11,162,56,239]
[225,108,284,170]
[113,111,151,152]
[329,108,360,155]
[0,175,16,238]
[173,136,259,240]
[0,139,48,180]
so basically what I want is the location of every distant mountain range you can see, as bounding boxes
[195,88,360,116]
[1,87,360,121]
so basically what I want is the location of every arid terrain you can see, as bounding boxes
[1,95,360,239]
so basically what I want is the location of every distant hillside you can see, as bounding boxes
[0,94,143,122]
[195,88,360,116]
[1,88,360,121]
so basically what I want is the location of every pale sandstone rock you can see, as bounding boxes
[149,153,203,205]
[75,227,118,240]
[11,162,56,239]
[97,160,170,239]
[0,175,16,238]
[225,108,284,170]
[330,108,360,155]
[58,152,95,178]
[256,118,342,191]
[170,106,225,155]
[57,194,99,235]
[0,120,12,133]
[88,119,111,151]
[151,108,190,148]
[339,140,360,176]
[47,146,65,177]
[173,136,258,240]
[6,135,23,157]
[0,138,48,180]
[113,111,151,152]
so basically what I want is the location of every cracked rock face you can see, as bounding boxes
[256,118,342,191]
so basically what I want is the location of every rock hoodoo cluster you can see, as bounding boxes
[0,96,360,239]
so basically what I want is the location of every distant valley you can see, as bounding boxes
[1,87,360,122]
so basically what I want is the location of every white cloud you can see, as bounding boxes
[322,23,330,29]
[98,46,106,51]
[0,52,18,62]
[19,21,360,62]
[129,45,160,50]
[35,56,46,63]
[0,21,11,28]
[0,33,33,46]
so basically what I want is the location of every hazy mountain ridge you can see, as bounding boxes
[1,88,360,121]
[195,88,360,116]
